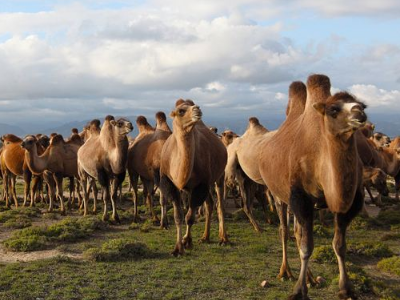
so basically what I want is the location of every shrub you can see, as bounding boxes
[348,242,393,258]
[84,238,149,262]
[331,263,372,294]
[377,256,400,277]
[312,245,336,264]
[313,224,331,238]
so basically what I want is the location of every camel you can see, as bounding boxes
[258,74,367,300]
[356,130,400,202]
[0,134,44,208]
[389,136,400,150]
[224,82,307,233]
[220,130,239,147]
[363,167,389,202]
[159,99,228,256]
[127,112,172,226]
[21,134,82,214]
[371,132,390,148]
[77,115,133,221]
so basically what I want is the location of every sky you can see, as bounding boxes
[0,0,400,132]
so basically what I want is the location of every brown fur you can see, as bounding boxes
[363,167,389,205]
[389,136,400,149]
[221,130,239,147]
[371,132,390,148]
[77,115,133,221]
[160,99,228,256]
[259,74,367,299]
[127,111,172,226]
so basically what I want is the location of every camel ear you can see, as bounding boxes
[313,103,326,115]
[170,111,176,118]
[110,120,116,126]
[222,132,226,137]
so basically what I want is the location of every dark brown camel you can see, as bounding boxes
[259,74,367,300]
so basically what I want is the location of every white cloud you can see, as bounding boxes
[349,84,400,107]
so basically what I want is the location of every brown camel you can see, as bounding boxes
[21,134,82,214]
[371,132,390,148]
[224,82,307,233]
[259,74,367,300]
[363,167,389,202]
[0,134,44,208]
[389,136,400,149]
[78,116,133,221]
[128,112,172,226]
[221,130,239,147]
[159,99,228,256]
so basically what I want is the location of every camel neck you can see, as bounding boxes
[174,129,196,189]
[25,144,49,174]
[110,136,129,175]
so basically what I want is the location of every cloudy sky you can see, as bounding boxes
[0,0,400,132]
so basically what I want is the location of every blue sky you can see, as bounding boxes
[0,0,399,131]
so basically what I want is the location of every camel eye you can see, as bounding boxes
[178,109,185,115]
[117,122,123,127]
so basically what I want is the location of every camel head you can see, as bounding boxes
[21,135,38,151]
[37,134,50,149]
[2,134,22,145]
[221,130,239,146]
[359,121,375,138]
[372,132,390,148]
[110,118,134,136]
[170,99,202,133]
[313,92,367,139]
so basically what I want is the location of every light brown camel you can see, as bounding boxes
[259,74,367,300]
[159,99,228,256]
[127,112,172,226]
[78,116,133,221]
[21,134,82,214]
[224,82,307,233]
[0,134,43,208]
[389,136,400,149]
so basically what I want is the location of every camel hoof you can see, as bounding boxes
[219,239,230,246]
[183,237,193,250]
[102,214,109,222]
[199,237,210,244]
[111,215,121,224]
[277,273,295,282]
[171,245,184,257]
[338,290,357,300]
[287,294,310,300]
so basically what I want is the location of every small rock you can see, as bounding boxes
[260,280,269,288]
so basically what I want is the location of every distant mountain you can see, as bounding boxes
[0,123,26,137]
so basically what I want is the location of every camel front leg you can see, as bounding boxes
[129,171,139,222]
[90,179,98,213]
[23,170,32,207]
[3,171,10,208]
[159,191,169,229]
[172,196,184,256]
[44,172,55,212]
[215,176,229,245]
[10,174,19,208]
[333,190,364,300]
[143,179,160,223]
[275,199,294,281]
[200,193,213,243]
[183,205,196,250]
[30,176,41,207]
[110,177,120,223]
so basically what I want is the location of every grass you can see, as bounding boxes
[0,182,400,299]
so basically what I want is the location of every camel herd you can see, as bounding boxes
[1,73,399,299]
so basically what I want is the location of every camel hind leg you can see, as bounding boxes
[129,171,140,222]
[143,178,160,224]
[215,175,229,245]
[110,172,125,223]
[200,191,214,243]
[23,169,32,207]
[9,174,19,208]
[54,173,66,215]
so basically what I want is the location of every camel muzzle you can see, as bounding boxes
[348,109,367,128]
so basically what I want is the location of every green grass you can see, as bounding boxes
[378,256,400,276]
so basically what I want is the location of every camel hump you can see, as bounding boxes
[155,111,167,122]
[209,127,218,134]
[1,134,22,143]
[105,115,115,122]
[69,134,82,144]
[136,116,149,126]
[175,99,195,107]
[90,119,101,128]
[306,74,331,104]
[248,117,260,126]
[71,128,79,134]
[50,134,64,145]
[289,81,307,100]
